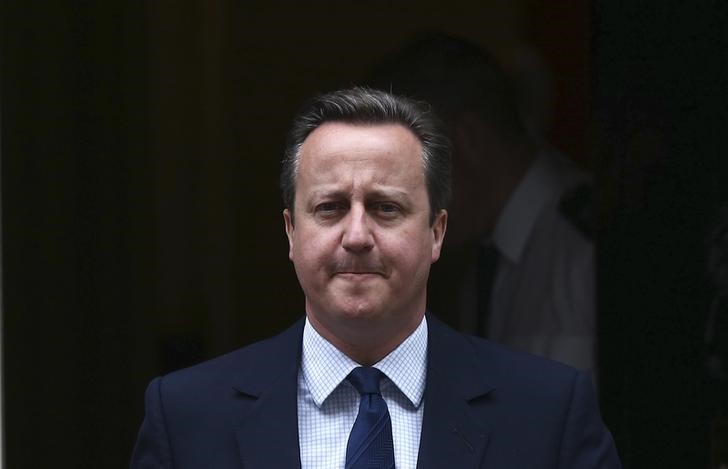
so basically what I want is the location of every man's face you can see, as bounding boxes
[284,122,446,342]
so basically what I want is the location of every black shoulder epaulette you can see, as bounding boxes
[559,183,594,240]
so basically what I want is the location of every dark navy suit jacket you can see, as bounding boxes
[131,314,621,468]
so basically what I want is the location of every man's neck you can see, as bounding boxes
[305,310,426,365]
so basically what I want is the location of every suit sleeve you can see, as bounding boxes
[558,371,622,469]
[130,377,174,469]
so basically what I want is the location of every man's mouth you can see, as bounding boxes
[335,271,382,277]
[332,260,386,278]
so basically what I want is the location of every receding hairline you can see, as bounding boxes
[287,121,434,223]
[297,120,424,154]
[280,87,452,225]
[292,120,429,177]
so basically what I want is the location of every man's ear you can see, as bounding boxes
[283,208,294,260]
[430,209,448,263]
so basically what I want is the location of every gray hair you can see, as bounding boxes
[281,87,451,224]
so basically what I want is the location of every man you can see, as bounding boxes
[131,87,620,468]
[367,33,597,372]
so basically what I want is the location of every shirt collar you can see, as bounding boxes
[301,316,428,409]
[491,151,562,263]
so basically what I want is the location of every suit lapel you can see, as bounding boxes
[234,319,304,469]
[417,315,495,469]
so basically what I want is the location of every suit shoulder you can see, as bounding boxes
[158,318,304,396]
[465,334,584,395]
[428,314,583,396]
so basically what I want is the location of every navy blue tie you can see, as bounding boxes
[345,367,395,469]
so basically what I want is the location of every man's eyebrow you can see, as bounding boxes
[306,186,410,200]
[367,187,410,200]
[307,188,348,200]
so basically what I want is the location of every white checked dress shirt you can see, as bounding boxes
[297,316,428,469]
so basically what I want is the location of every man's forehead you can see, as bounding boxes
[297,123,422,179]
[293,122,428,205]
[298,126,423,174]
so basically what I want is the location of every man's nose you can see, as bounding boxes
[341,206,374,252]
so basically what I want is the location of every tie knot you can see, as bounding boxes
[347,367,384,395]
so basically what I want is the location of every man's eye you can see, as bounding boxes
[376,203,400,215]
[315,202,345,214]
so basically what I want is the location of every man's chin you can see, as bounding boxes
[337,302,383,320]
[324,296,389,323]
